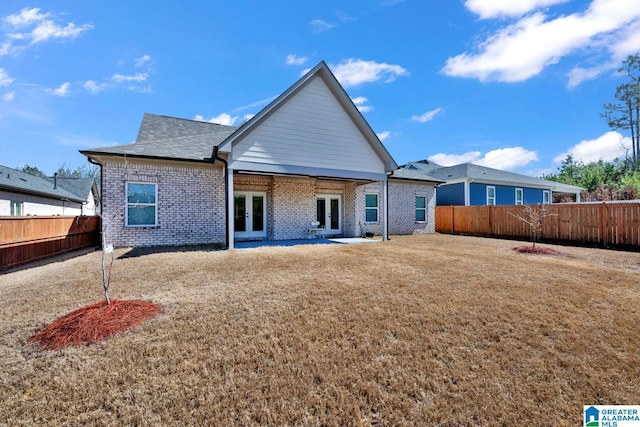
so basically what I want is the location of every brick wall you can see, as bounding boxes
[355,180,436,236]
[271,176,317,240]
[102,163,436,248]
[102,159,226,247]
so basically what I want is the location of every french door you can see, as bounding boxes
[234,191,267,239]
[316,194,341,235]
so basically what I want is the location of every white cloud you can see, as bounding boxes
[553,131,630,163]
[286,54,308,66]
[0,42,11,56]
[429,151,482,166]
[429,147,538,170]
[611,20,640,58]
[48,82,70,96]
[331,58,409,88]
[377,131,391,141]
[112,72,148,83]
[4,7,92,46]
[195,113,238,126]
[567,63,614,88]
[464,0,569,19]
[230,95,277,113]
[411,108,443,123]
[0,68,14,87]
[351,96,373,112]
[135,55,151,67]
[4,8,48,26]
[443,0,640,84]
[3,91,15,101]
[310,19,335,33]
[475,147,539,170]
[83,80,106,94]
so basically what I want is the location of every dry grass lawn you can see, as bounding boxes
[1,234,639,426]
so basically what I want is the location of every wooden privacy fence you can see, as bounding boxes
[435,203,640,248]
[0,216,100,271]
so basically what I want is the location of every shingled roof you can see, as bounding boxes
[80,113,238,162]
[0,165,95,203]
[404,160,583,193]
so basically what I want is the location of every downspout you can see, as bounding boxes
[210,146,229,249]
[87,157,103,216]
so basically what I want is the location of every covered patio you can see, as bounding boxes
[235,236,381,249]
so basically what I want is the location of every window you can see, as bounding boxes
[486,186,496,206]
[126,182,157,227]
[415,196,426,222]
[10,201,23,216]
[365,193,378,222]
[515,188,523,205]
[543,190,550,204]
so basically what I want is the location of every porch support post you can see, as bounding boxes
[227,167,235,249]
[382,175,389,241]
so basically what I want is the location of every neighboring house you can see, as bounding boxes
[0,165,99,216]
[81,61,441,249]
[403,159,583,206]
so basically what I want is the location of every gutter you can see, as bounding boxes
[87,157,103,215]
[210,146,229,249]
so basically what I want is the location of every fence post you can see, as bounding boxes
[451,206,455,234]
[489,205,493,236]
[600,202,608,248]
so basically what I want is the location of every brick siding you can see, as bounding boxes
[102,159,226,247]
[102,164,436,248]
[355,180,436,236]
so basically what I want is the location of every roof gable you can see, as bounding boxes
[218,61,397,173]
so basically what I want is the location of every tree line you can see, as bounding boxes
[18,163,98,180]
[545,53,640,202]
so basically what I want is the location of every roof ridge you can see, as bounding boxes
[145,113,238,129]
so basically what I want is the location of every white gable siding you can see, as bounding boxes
[231,76,384,174]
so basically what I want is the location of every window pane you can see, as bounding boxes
[416,209,426,222]
[415,196,425,209]
[252,195,264,232]
[487,187,495,197]
[234,196,246,232]
[330,198,339,230]
[365,208,378,222]
[127,183,156,204]
[127,206,156,226]
[316,198,326,228]
[365,194,378,208]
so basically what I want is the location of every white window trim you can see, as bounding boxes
[543,190,551,204]
[125,182,158,227]
[415,195,427,223]
[364,193,379,223]
[10,201,23,216]
[486,186,496,206]
[515,188,523,205]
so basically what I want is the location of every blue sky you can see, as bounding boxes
[1,0,639,176]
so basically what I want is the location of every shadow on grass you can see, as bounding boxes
[118,244,225,259]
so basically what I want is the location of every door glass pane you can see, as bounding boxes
[252,195,264,232]
[234,195,246,232]
[330,198,339,230]
[316,198,326,228]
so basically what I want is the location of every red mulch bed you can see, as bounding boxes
[512,245,562,255]
[29,299,161,351]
